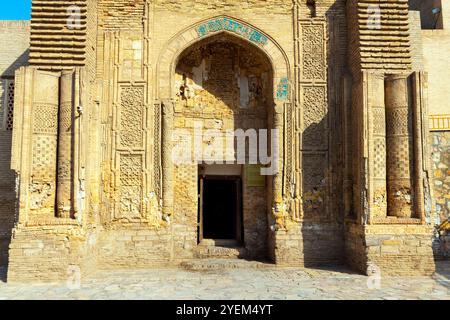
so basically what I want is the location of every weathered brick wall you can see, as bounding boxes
[344,222,366,272]
[98,0,145,30]
[0,21,29,76]
[0,21,29,267]
[275,223,345,266]
[422,29,450,116]
[7,225,98,282]
[0,130,15,266]
[97,228,173,269]
[153,0,292,15]
[409,11,425,71]
[363,225,436,276]
[346,223,436,276]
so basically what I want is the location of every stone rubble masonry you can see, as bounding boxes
[0,1,448,282]
[431,131,450,259]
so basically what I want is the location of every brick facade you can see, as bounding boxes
[0,1,448,282]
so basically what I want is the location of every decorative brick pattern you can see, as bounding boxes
[30,0,88,69]
[347,0,412,72]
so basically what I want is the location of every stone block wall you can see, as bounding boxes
[346,223,436,276]
[7,225,97,282]
[363,225,436,276]
[97,227,173,269]
[275,223,345,267]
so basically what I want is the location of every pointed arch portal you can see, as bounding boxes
[157,16,291,102]
[156,17,292,251]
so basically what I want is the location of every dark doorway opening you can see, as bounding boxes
[198,176,242,243]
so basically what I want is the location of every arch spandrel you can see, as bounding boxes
[156,16,291,102]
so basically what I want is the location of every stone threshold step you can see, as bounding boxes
[180,258,274,271]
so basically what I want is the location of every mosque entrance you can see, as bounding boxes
[198,175,243,244]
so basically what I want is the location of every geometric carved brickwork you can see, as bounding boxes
[302,153,327,187]
[174,164,197,219]
[119,86,144,149]
[31,103,59,181]
[284,102,294,198]
[4,80,14,131]
[298,20,329,220]
[372,107,386,136]
[33,104,59,135]
[301,24,326,82]
[373,138,386,178]
[58,103,73,133]
[9,67,61,223]
[386,108,410,136]
[386,136,413,179]
[116,86,145,219]
[119,154,143,219]
[153,103,162,199]
[302,86,327,149]
[0,79,14,131]
[371,97,387,218]
[32,135,58,181]
[103,25,153,224]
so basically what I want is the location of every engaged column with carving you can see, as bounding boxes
[56,70,75,218]
[162,100,174,220]
[385,74,414,218]
[369,73,387,220]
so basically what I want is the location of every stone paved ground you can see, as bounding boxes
[0,261,449,300]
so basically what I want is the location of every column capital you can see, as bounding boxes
[274,102,285,114]
[385,72,411,81]
[161,99,175,116]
